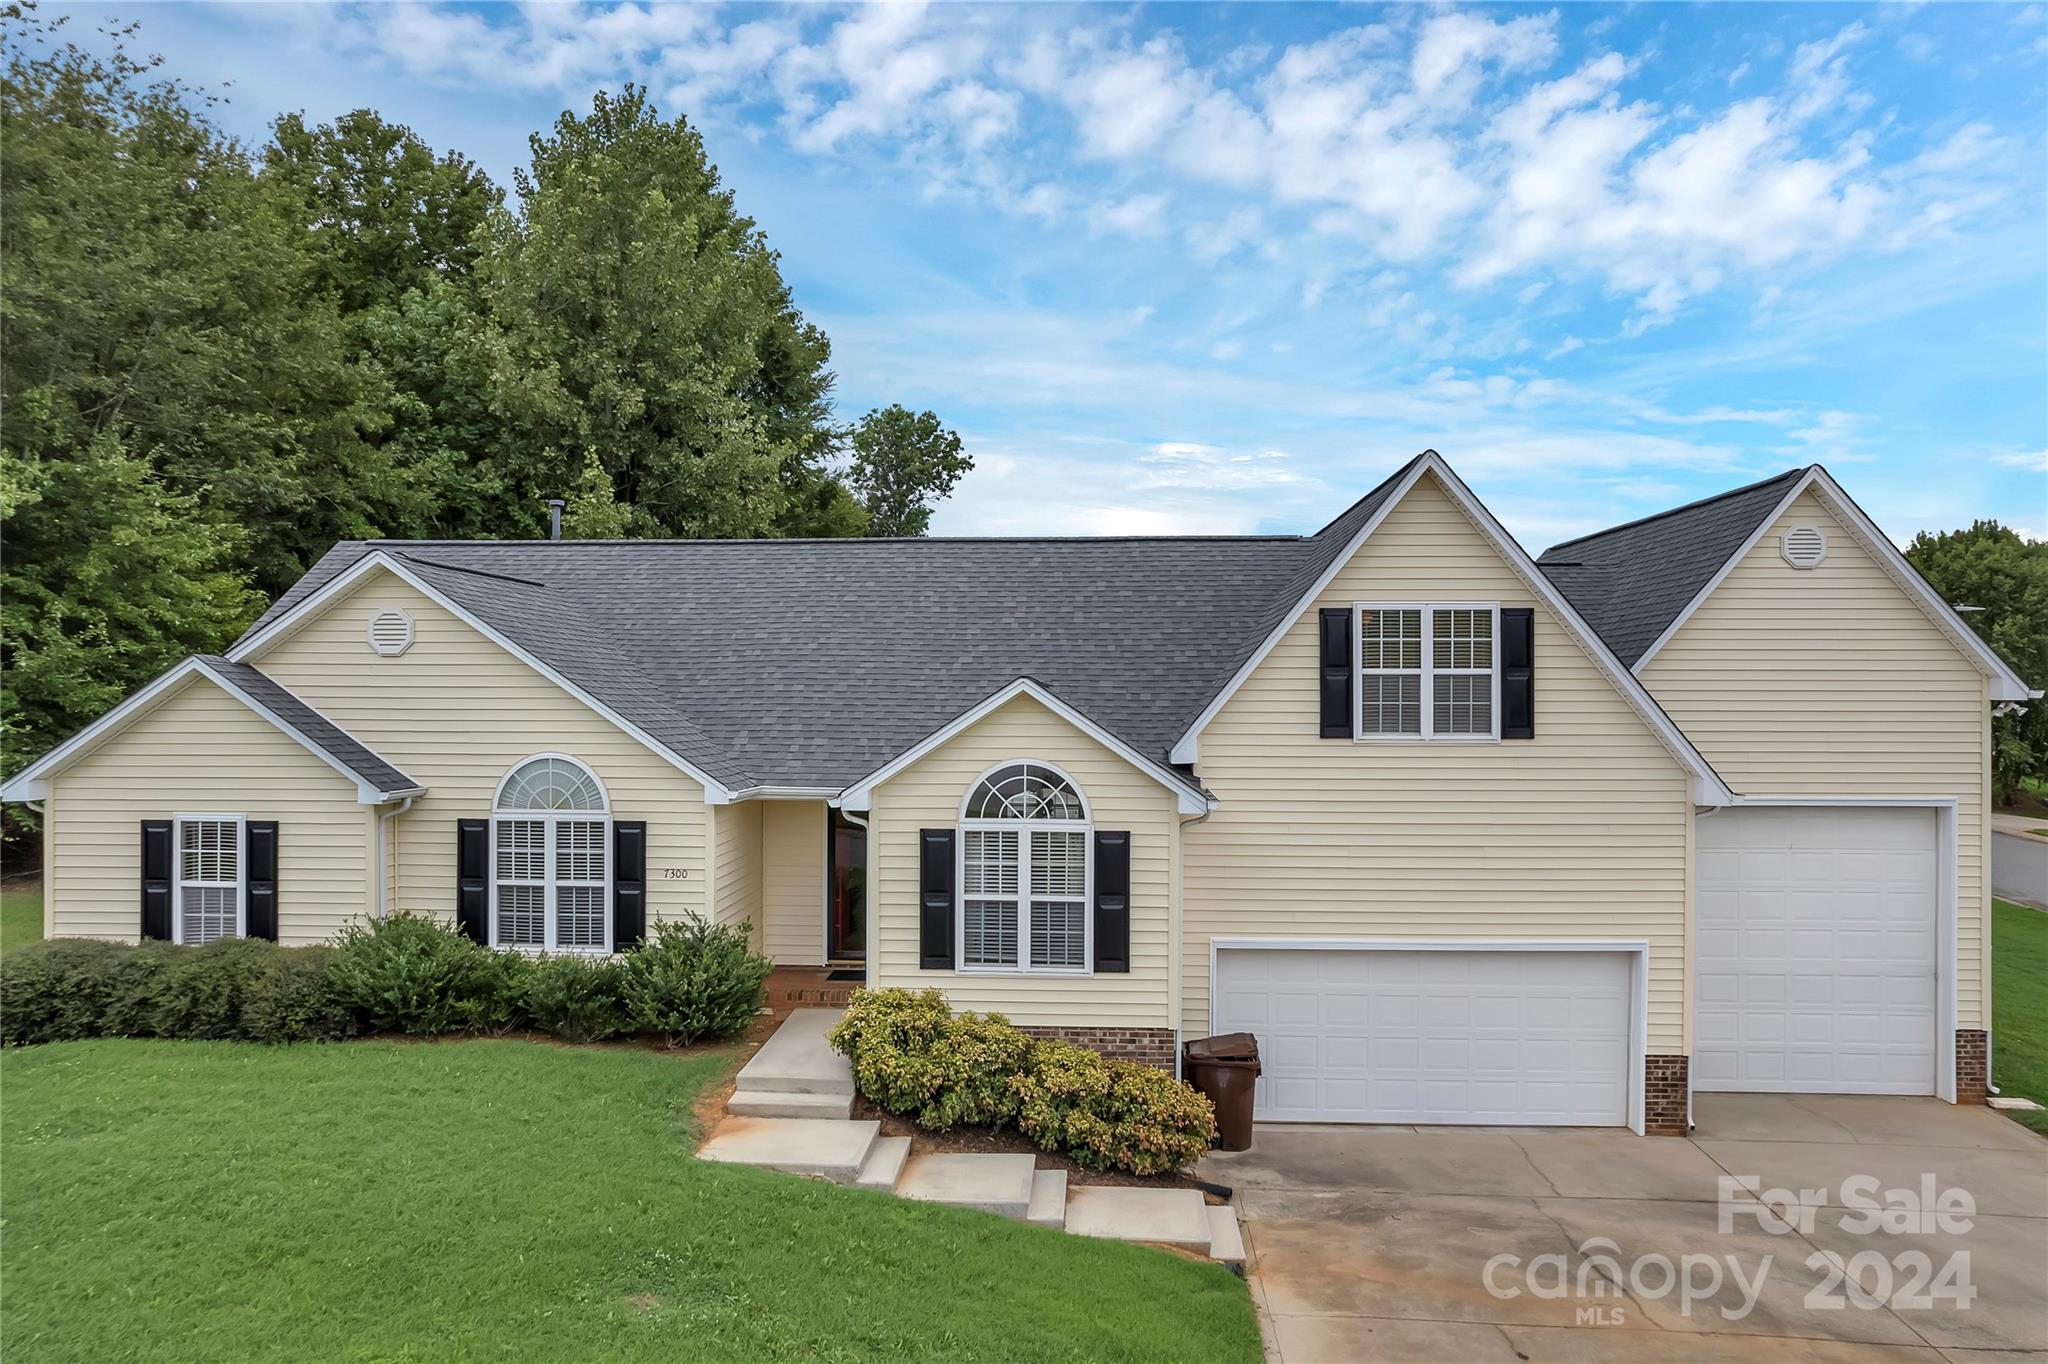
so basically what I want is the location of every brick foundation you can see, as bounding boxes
[1956,1029,1988,1104]
[1645,1055,1690,1136]
[1018,1025,1177,1070]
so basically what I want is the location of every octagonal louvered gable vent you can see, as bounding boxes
[1781,525,1828,569]
[366,608,414,657]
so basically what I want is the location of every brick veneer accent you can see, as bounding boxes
[1019,1025,1177,1070]
[1956,1029,1988,1103]
[1645,1055,1690,1136]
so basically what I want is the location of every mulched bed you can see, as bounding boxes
[850,1095,1223,1195]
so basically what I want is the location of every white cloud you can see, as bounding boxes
[1991,450,2048,473]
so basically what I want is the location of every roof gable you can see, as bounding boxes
[1536,469,1806,667]
[1167,453,1736,804]
[0,657,421,804]
[1546,467,2033,701]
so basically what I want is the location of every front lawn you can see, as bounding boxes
[1,1040,1259,1364]
[0,879,43,955]
[1992,898,2048,1134]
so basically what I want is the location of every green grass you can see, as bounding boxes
[0,880,43,955]
[1,1040,1258,1364]
[1992,898,2048,1135]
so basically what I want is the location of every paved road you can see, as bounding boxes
[1993,831,2047,907]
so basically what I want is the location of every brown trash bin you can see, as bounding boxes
[1184,1033,1261,1151]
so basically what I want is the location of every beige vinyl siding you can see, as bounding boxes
[46,678,372,945]
[868,693,1179,1027]
[1185,472,1695,1051]
[761,801,826,964]
[711,801,761,934]
[1640,489,1992,1027]
[255,572,710,928]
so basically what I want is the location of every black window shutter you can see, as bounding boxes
[1318,607,1353,738]
[456,819,489,943]
[612,820,647,951]
[1502,608,1535,740]
[1093,830,1131,974]
[245,821,279,941]
[140,820,173,941]
[918,828,955,969]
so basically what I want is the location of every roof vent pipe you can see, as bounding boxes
[547,498,566,541]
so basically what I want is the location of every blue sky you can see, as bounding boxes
[78,1,2048,548]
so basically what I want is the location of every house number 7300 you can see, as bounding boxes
[660,868,689,880]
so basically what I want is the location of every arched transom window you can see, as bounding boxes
[958,762,1089,973]
[493,755,610,953]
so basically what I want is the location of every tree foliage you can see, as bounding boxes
[0,10,969,821]
[852,405,973,537]
[1905,520,2048,805]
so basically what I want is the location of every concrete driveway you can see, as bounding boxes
[1197,1095,2048,1363]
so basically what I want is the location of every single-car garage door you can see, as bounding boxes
[1212,947,1634,1125]
[1695,806,1939,1095]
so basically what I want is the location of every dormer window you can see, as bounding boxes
[1356,604,1499,741]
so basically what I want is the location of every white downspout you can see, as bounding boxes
[1174,800,1216,1082]
[376,796,415,919]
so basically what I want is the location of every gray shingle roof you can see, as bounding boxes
[199,657,422,797]
[242,533,1341,795]
[1536,469,1807,666]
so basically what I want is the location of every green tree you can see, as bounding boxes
[1905,520,2048,805]
[476,85,839,539]
[1,6,394,597]
[1,415,260,776]
[263,108,500,314]
[850,405,972,537]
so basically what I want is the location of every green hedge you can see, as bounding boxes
[0,913,770,1049]
[828,987,1215,1176]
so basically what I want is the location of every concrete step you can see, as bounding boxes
[727,1087,853,1120]
[1026,1168,1067,1229]
[854,1135,912,1192]
[735,1008,856,1097]
[697,1117,878,1184]
[1205,1204,1245,1266]
[1064,1185,1213,1250]
[896,1152,1037,1219]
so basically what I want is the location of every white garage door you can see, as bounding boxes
[1212,948,1633,1125]
[1695,806,1938,1095]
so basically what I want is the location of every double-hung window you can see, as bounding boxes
[492,755,611,953]
[1356,604,1500,740]
[958,762,1090,973]
[174,815,244,944]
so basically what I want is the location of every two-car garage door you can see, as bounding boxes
[1212,947,1634,1126]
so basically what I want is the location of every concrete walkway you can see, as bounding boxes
[1992,819,2047,907]
[1201,1094,2048,1363]
[701,1009,1244,1265]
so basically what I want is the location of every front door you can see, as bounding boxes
[827,809,866,961]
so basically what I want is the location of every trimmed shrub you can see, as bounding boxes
[1,937,358,1045]
[326,913,492,1035]
[1014,1041,1214,1174]
[240,946,358,1043]
[453,947,533,1037]
[522,952,627,1044]
[1,938,155,1045]
[621,916,771,1047]
[145,937,278,1040]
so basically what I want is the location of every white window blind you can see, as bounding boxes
[958,764,1090,973]
[1357,605,1500,741]
[493,756,610,953]
[176,816,243,944]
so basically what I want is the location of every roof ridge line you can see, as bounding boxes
[1540,466,1810,558]
[389,549,551,588]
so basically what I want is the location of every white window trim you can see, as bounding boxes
[1353,602,1501,742]
[955,760,1093,976]
[172,813,246,945]
[489,755,614,956]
